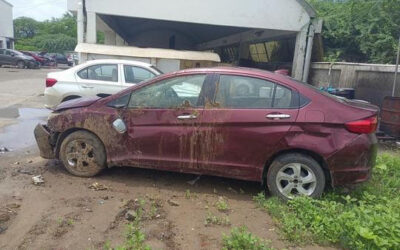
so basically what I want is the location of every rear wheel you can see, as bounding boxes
[59,131,106,177]
[266,153,325,200]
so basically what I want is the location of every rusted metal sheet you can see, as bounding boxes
[380,96,400,138]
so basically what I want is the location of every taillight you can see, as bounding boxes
[46,78,57,87]
[345,116,377,134]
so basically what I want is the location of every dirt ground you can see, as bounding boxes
[0,67,334,250]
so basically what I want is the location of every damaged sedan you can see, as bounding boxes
[34,67,378,200]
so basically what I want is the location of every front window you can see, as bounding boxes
[123,65,156,84]
[128,74,206,109]
[77,64,118,82]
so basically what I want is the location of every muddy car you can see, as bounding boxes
[34,67,378,200]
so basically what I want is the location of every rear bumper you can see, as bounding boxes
[34,123,55,159]
[328,133,377,187]
[44,88,62,109]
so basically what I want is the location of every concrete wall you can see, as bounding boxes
[309,62,400,107]
[0,0,14,49]
[68,0,313,32]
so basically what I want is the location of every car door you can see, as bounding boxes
[119,73,212,172]
[122,64,158,87]
[76,63,123,98]
[197,73,300,181]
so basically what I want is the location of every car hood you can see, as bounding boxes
[54,97,101,111]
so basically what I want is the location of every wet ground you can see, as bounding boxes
[0,107,50,150]
[0,68,335,249]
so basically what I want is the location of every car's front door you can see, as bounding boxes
[76,63,123,98]
[197,74,300,181]
[120,74,211,172]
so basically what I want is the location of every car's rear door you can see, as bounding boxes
[197,73,300,181]
[76,63,123,98]
[119,73,212,172]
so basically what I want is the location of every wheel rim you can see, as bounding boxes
[65,140,96,172]
[276,163,317,199]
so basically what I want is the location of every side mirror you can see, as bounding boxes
[11,53,15,57]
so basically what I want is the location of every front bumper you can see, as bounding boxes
[34,124,55,159]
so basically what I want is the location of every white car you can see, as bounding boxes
[44,59,162,109]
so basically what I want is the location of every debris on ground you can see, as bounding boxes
[125,210,138,221]
[0,226,7,234]
[0,147,10,153]
[0,213,10,223]
[6,203,20,209]
[187,175,201,185]
[32,175,44,185]
[88,182,109,191]
[17,169,33,175]
[167,199,179,207]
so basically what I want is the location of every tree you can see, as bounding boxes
[308,0,400,64]
[14,17,39,39]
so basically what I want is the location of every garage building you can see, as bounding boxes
[0,0,14,49]
[67,0,320,81]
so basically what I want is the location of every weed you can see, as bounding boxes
[255,153,400,249]
[185,189,191,199]
[215,197,229,212]
[205,212,231,226]
[222,226,274,250]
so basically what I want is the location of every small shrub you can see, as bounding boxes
[215,197,230,212]
[205,212,231,226]
[222,226,274,250]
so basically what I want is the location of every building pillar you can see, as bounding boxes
[292,25,308,80]
[116,34,125,46]
[104,30,116,45]
[86,11,97,44]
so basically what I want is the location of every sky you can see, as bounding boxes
[8,0,68,21]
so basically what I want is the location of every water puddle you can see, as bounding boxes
[0,107,51,151]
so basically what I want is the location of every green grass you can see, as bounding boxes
[254,153,400,249]
[205,212,231,226]
[222,226,274,250]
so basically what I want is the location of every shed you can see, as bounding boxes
[67,0,320,81]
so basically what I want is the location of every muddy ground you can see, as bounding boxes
[0,68,333,249]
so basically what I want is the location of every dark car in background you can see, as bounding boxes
[34,67,379,200]
[48,53,72,66]
[0,49,39,69]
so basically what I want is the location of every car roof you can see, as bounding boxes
[83,59,153,68]
[172,66,284,79]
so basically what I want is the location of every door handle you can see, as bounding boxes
[266,113,291,119]
[82,85,94,89]
[177,114,197,120]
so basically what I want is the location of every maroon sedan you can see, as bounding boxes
[34,67,378,200]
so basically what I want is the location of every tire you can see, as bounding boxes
[16,60,25,69]
[59,131,106,177]
[266,153,325,200]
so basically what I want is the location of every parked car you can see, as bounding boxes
[0,49,39,69]
[44,59,163,109]
[48,53,72,66]
[21,51,45,65]
[35,67,379,200]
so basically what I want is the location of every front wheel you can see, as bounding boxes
[59,131,106,177]
[266,153,325,200]
[16,60,25,69]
